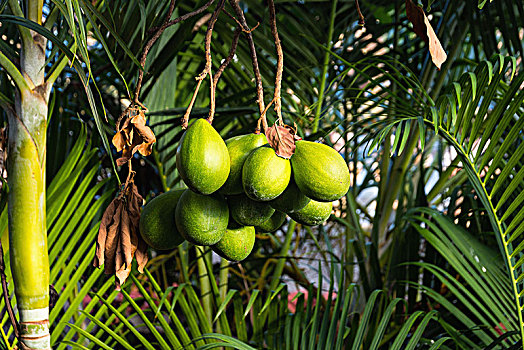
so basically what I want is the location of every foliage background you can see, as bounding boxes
[0,0,523,348]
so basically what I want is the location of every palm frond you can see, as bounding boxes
[357,53,524,344]
[75,257,450,349]
[407,207,519,348]
[426,55,524,343]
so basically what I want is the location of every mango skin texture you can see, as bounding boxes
[288,199,332,226]
[139,189,186,250]
[270,180,310,213]
[229,194,275,226]
[220,133,268,195]
[176,119,230,195]
[255,210,286,233]
[212,225,255,262]
[175,189,229,246]
[242,146,291,201]
[291,141,350,202]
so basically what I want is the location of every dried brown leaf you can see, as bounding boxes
[113,108,156,166]
[112,132,126,152]
[130,225,139,255]
[135,237,149,274]
[94,179,148,289]
[116,135,142,166]
[119,117,132,132]
[266,124,297,159]
[120,209,134,269]
[406,0,447,69]
[103,203,123,274]
[134,124,156,144]
[130,113,146,126]
[93,199,118,268]
[137,142,154,157]
[114,236,130,290]
[114,124,156,165]
[129,185,143,227]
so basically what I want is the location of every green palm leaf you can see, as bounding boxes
[427,56,524,344]
[349,53,523,345]
[360,54,524,344]
[407,207,519,347]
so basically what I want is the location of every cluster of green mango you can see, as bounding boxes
[139,119,350,262]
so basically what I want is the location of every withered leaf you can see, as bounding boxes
[103,204,122,275]
[405,0,447,69]
[135,239,148,274]
[120,209,134,269]
[130,113,146,125]
[114,236,128,290]
[266,124,298,159]
[94,199,117,267]
[112,108,157,166]
[93,178,149,289]
[112,132,126,152]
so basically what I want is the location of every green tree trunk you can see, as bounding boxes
[7,27,50,349]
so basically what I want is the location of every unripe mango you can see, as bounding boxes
[291,141,350,202]
[175,189,228,246]
[288,199,332,226]
[212,225,255,262]
[229,194,275,226]
[220,133,268,195]
[270,179,310,213]
[255,210,287,233]
[242,146,291,201]
[139,190,186,250]
[176,119,230,195]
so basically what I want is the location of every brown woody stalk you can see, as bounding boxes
[228,0,267,133]
[268,0,284,125]
[207,27,242,124]
[181,0,227,129]
[223,9,260,34]
[355,0,365,26]
[133,0,217,105]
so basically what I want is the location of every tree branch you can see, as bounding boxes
[228,0,267,133]
[208,26,242,124]
[268,0,284,125]
[133,0,217,105]
[355,0,365,26]
[181,0,226,128]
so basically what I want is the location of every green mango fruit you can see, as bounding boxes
[255,210,286,233]
[212,225,255,261]
[288,199,332,226]
[220,133,268,195]
[229,194,275,226]
[242,146,291,201]
[175,189,229,246]
[270,179,310,213]
[291,140,350,202]
[176,118,230,195]
[139,189,186,250]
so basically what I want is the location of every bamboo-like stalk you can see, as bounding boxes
[269,220,296,292]
[218,258,229,301]
[196,246,213,328]
[4,1,51,348]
